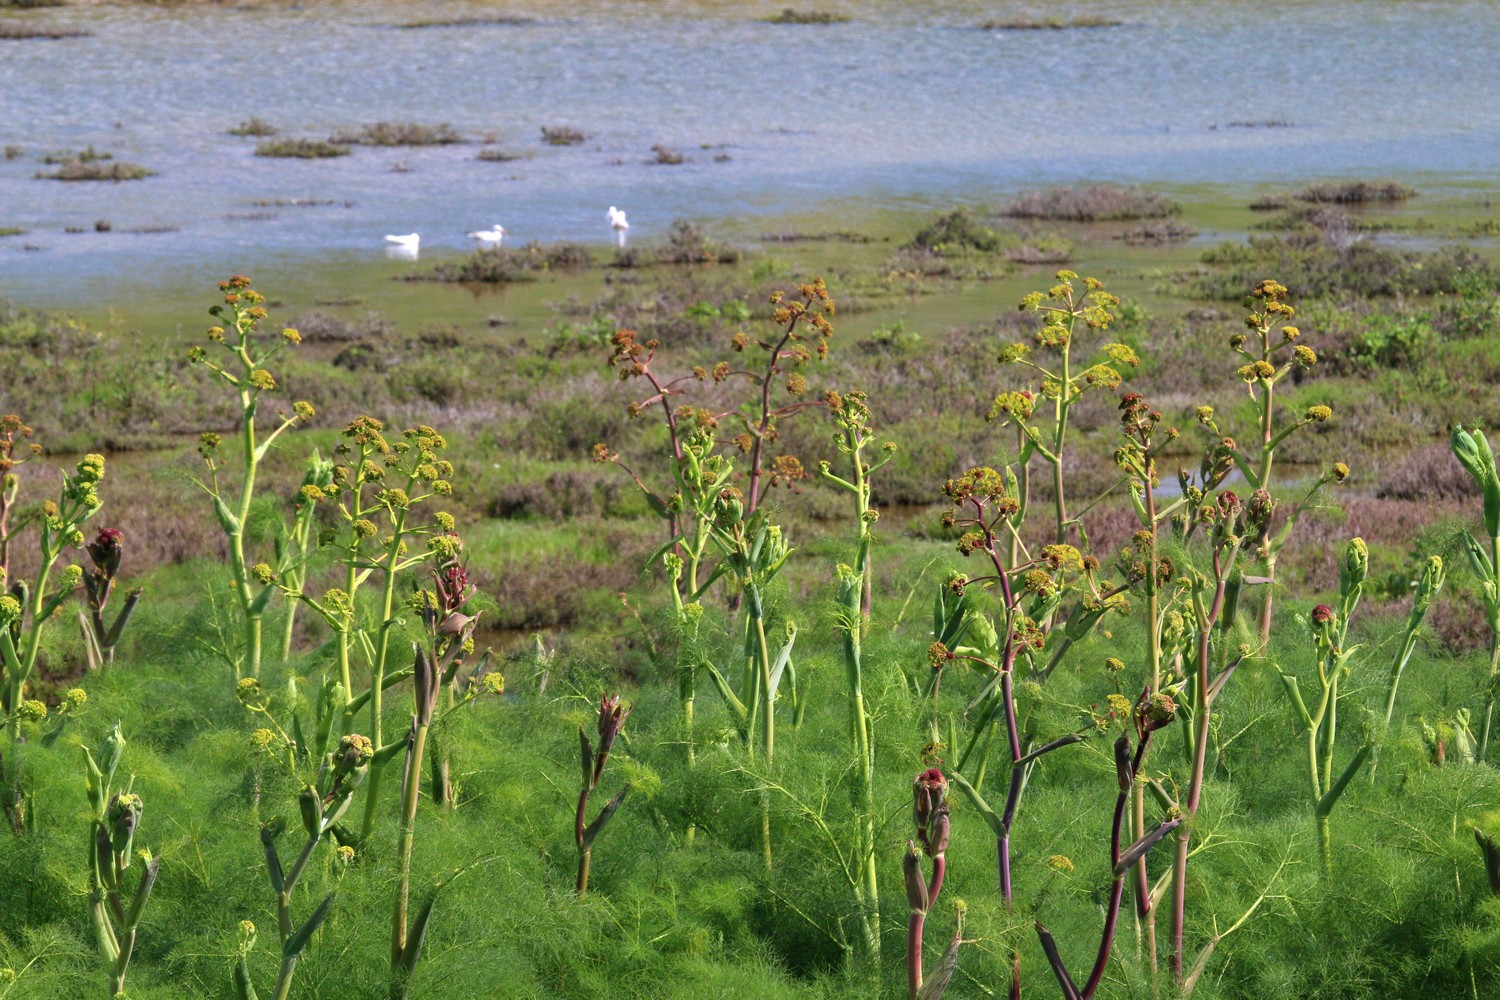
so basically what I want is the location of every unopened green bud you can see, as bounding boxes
[0,596,20,625]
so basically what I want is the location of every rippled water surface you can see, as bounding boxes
[2,0,1498,303]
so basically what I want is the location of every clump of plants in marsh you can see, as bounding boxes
[978,15,1122,29]
[0,21,90,38]
[475,147,529,162]
[763,8,850,24]
[388,14,536,28]
[254,138,349,159]
[1294,179,1417,204]
[35,159,153,181]
[228,117,276,137]
[1002,184,1180,222]
[539,125,587,146]
[329,122,463,146]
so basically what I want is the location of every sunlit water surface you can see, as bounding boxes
[2,0,1498,305]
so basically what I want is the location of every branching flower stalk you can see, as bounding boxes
[1001,271,1137,546]
[1205,279,1330,645]
[576,695,632,896]
[285,418,459,844]
[819,390,896,616]
[276,451,333,662]
[1281,542,1443,872]
[1036,693,1180,1000]
[1167,488,1262,982]
[906,769,950,1000]
[0,414,43,582]
[1,453,105,742]
[937,467,1099,998]
[238,733,372,1000]
[1451,424,1500,761]
[834,563,879,959]
[738,278,834,515]
[82,724,159,999]
[188,275,314,679]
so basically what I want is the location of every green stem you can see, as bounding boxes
[392,723,429,969]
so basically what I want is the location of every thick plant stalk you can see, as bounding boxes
[575,695,632,896]
[1036,698,1178,1000]
[1168,497,1249,982]
[836,564,880,959]
[83,725,160,1000]
[907,770,949,999]
[241,733,371,1000]
[1451,425,1500,761]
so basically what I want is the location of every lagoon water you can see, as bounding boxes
[2,0,1498,305]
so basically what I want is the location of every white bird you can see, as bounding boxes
[384,233,420,249]
[467,224,507,245]
[607,206,629,247]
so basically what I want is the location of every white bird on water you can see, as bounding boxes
[467,224,507,245]
[383,232,420,260]
[607,206,629,247]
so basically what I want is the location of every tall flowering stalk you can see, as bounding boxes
[1451,425,1500,760]
[1202,279,1331,645]
[1111,390,1190,967]
[275,451,333,662]
[78,527,143,670]
[1001,271,1138,546]
[1167,488,1263,982]
[905,769,950,1000]
[937,467,1105,997]
[0,414,43,581]
[1036,694,1180,1000]
[283,418,461,845]
[834,563,880,958]
[188,275,314,679]
[576,695,632,896]
[391,562,498,994]
[238,732,372,1000]
[1,454,105,742]
[82,724,159,999]
[819,390,896,616]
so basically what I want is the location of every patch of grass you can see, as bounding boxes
[650,144,684,165]
[0,21,90,38]
[329,121,463,146]
[388,14,536,28]
[763,7,850,23]
[35,160,153,181]
[1226,118,1292,128]
[41,145,109,164]
[0,227,24,237]
[540,125,587,146]
[1002,184,1179,221]
[1295,180,1418,204]
[1118,221,1198,245]
[476,147,530,162]
[253,138,350,158]
[228,116,276,137]
[3,145,21,159]
[979,15,1122,29]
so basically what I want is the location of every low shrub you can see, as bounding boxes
[540,125,587,146]
[1002,184,1179,221]
[763,8,850,23]
[228,116,276,137]
[329,121,463,146]
[35,160,153,181]
[253,138,349,158]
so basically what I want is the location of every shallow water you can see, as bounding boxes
[2,0,1499,306]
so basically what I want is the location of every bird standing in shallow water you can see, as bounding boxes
[607,206,629,247]
[383,232,420,259]
[467,224,506,245]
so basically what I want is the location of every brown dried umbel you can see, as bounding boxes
[79,527,143,669]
